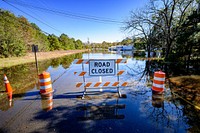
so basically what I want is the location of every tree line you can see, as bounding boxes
[0,9,135,58]
[84,38,133,50]
[0,9,84,58]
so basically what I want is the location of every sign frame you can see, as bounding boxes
[32,44,38,52]
[89,59,116,76]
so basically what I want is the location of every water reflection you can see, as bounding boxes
[152,92,164,108]
[77,98,125,121]
[123,53,200,131]
[0,53,82,115]
[171,93,200,132]
[0,53,82,99]
[138,91,189,132]
[121,51,134,58]
[0,92,13,111]
[41,92,53,112]
[0,52,199,132]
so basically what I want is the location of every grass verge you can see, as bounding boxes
[0,50,88,69]
[169,75,200,109]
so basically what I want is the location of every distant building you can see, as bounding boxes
[122,45,134,51]
[109,45,134,51]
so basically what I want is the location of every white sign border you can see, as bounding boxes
[89,59,116,76]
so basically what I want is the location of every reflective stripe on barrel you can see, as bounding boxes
[39,71,53,94]
[41,93,53,111]
[152,71,165,93]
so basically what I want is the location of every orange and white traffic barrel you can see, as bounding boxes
[41,92,53,111]
[4,74,13,93]
[152,71,165,94]
[38,71,53,95]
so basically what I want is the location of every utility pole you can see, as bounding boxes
[87,37,90,45]
[87,37,92,50]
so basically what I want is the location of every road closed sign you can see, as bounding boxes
[89,59,116,76]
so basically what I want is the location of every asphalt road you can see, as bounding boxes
[0,61,127,133]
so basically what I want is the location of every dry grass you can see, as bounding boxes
[0,50,87,69]
[169,75,200,106]
[169,75,200,89]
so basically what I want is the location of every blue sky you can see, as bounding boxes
[0,0,148,43]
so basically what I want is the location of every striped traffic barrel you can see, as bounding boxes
[38,71,53,95]
[152,71,165,93]
[41,92,53,111]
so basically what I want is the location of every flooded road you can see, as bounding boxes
[0,52,199,133]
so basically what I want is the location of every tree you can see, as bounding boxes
[35,31,50,51]
[75,39,83,49]
[68,38,76,49]
[30,22,41,31]
[124,7,155,57]
[147,0,195,59]
[0,9,26,57]
[175,9,200,72]
[134,37,146,50]
[0,9,85,58]
[18,16,35,49]
[120,37,133,45]
[59,34,71,50]
[48,34,61,51]
[124,0,196,59]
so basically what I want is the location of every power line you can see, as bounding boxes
[4,0,124,24]
[1,9,50,35]
[3,0,63,34]
[12,0,123,23]
[20,0,53,30]
[35,0,49,9]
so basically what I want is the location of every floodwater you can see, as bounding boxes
[0,52,199,133]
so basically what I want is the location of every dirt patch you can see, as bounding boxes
[169,75,200,108]
[169,75,200,89]
[25,50,86,59]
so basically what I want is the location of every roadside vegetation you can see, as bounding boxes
[124,0,200,74]
[122,0,200,99]
[0,9,134,58]
[0,9,84,58]
[169,75,200,109]
[0,50,87,69]
[85,0,200,76]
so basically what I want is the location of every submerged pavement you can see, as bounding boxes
[0,53,199,133]
[0,62,130,133]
